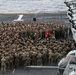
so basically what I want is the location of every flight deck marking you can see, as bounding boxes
[12,69,15,73]
[14,15,23,21]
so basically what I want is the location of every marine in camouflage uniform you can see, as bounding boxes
[34,29,40,40]
[9,53,14,69]
[24,52,31,67]
[54,52,61,65]
[5,54,10,71]
[42,50,48,65]
[48,50,54,65]
[19,51,23,67]
[14,52,19,68]
[1,56,6,73]
[39,29,43,39]
[22,52,27,68]
[37,52,42,66]
[31,51,37,65]
[0,53,2,68]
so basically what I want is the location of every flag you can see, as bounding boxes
[45,30,50,38]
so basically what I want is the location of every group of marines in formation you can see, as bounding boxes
[0,22,76,73]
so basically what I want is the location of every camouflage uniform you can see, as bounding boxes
[27,29,30,38]
[39,29,43,39]
[33,32,38,40]
[5,55,10,71]
[37,52,42,66]
[35,29,39,40]
[1,56,6,73]
[15,52,19,68]
[42,50,48,65]
[25,52,31,66]
[48,50,54,65]
[19,51,23,66]
[0,53,2,68]
[9,53,14,69]
[22,52,27,68]
[31,51,37,65]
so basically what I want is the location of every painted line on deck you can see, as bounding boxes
[0,11,67,14]
[26,66,58,69]
[14,15,23,21]
[0,12,38,14]
[12,69,15,73]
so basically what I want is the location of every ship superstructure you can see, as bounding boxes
[64,0,76,41]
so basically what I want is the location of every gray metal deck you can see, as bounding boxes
[0,66,58,75]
